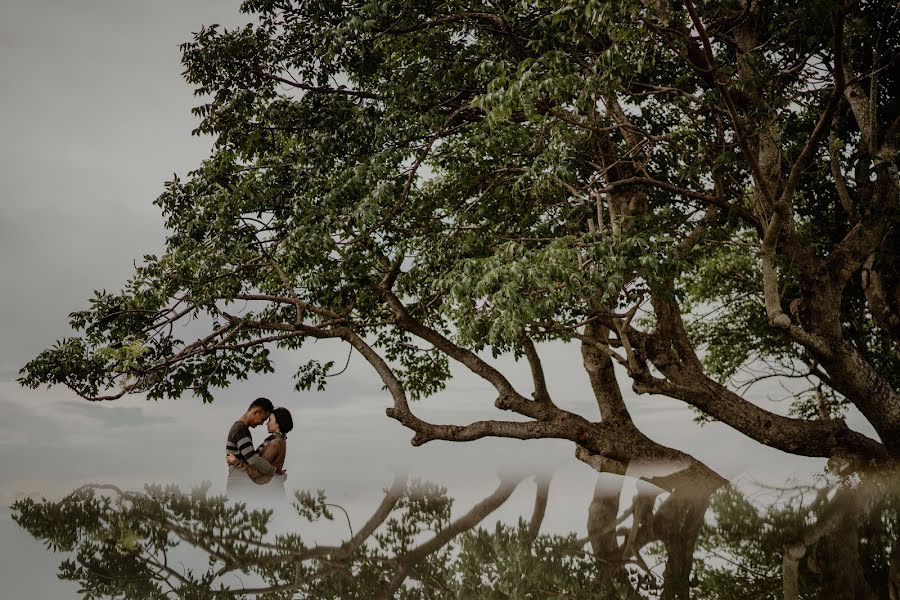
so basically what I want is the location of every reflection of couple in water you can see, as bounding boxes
[225,397,293,498]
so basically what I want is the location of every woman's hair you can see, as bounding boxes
[272,407,294,434]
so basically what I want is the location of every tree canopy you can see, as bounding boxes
[19,0,900,481]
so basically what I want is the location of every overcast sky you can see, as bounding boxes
[0,1,878,597]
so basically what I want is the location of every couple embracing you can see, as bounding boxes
[225,397,293,496]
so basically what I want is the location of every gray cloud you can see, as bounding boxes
[55,400,176,428]
[0,0,249,379]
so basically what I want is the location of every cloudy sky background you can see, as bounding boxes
[0,1,882,597]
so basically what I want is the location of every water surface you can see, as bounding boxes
[11,464,899,599]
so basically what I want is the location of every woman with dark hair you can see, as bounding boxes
[227,407,293,486]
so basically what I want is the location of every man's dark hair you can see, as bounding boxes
[272,407,293,434]
[248,397,274,413]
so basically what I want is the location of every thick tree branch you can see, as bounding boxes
[338,324,557,446]
[861,254,900,340]
[829,134,855,214]
[637,290,888,462]
[581,321,635,425]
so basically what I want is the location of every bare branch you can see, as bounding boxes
[521,337,552,403]
[779,12,846,208]
[760,211,792,330]
[594,176,719,203]
[235,293,341,321]
[262,72,379,99]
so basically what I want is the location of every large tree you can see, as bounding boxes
[20,0,899,482]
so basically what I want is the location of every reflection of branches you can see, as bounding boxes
[373,476,523,600]
[13,476,532,599]
[781,475,879,600]
[583,470,715,598]
[695,468,900,600]
[14,470,900,599]
[330,476,406,561]
[526,474,551,544]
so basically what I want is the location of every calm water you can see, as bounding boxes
[10,465,900,599]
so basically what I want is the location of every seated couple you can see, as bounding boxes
[226,398,293,492]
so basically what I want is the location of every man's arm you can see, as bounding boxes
[229,424,276,475]
[244,438,286,483]
[238,438,276,475]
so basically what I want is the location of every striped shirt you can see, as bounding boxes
[226,421,275,475]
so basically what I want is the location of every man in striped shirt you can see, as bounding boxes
[226,397,278,478]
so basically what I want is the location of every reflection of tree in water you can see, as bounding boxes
[694,471,900,600]
[11,470,900,599]
[12,476,583,599]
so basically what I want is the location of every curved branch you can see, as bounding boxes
[526,475,551,544]
[636,291,888,462]
[521,337,552,403]
[377,287,524,399]
[633,358,888,462]
[778,12,846,208]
